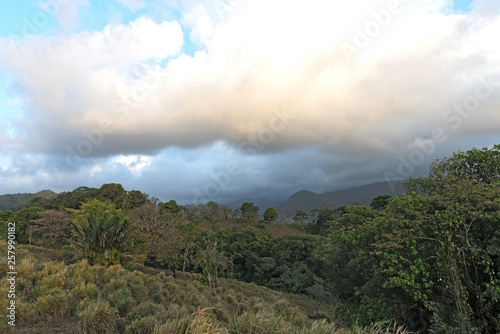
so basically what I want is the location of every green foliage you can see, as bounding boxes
[240,202,260,222]
[0,190,56,210]
[429,144,500,184]
[294,209,308,225]
[263,207,279,223]
[269,262,323,294]
[0,210,15,240]
[331,144,500,333]
[369,195,394,210]
[160,199,180,217]
[11,206,45,244]
[5,146,499,333]
[97,183,127,208]
[69,199,132,264]
[123,190,148,210]
[314,208,336,235]
[148,222,206,278]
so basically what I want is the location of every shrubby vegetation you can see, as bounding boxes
[0,144,499,333]
[0,242,408,333]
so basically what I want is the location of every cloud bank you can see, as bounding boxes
[0,0,499,202]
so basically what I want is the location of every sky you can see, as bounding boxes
[0,0,499,204]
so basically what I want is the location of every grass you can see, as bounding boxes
[0,239,408,333]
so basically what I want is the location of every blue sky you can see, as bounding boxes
[0,0,499,204]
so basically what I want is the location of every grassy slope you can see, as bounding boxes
[0,240,407,334]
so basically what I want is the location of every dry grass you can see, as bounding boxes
[2,240,409,334]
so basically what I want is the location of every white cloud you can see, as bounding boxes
[89,164,104,176]
[182,4,215,48]
[115,0,146,12]
[1,0,499,165]
[115,155,152,175]
[38,0,90,32]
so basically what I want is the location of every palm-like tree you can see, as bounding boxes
[70,199,131,262]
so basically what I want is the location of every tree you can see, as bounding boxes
[153,224,185,278]
[314,208,335,235]
[149,222,205,277]
[331,145,500,332]
[369,195,394,210]
[200,238,230,288]
[429,144,500,184]
[31,209,72,248]
[123,190,148,210]
[294,210,308,225]
[240,202,259,222]
[263,207,279,223]
[0,210,15,239]
[69,199,132,264]
[221,205,232,220]
[159,200,180,217]
[207,201,221,221]
[15,206,44,244]
[97,183,126,208]
[132,198,170,252]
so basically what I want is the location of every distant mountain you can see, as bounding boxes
[0,190,57,210]
[277,180,406,220]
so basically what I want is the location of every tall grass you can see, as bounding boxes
[4,242,410,334]
[77,299,117,334]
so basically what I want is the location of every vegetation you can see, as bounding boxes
[263,207,279,223]
[0,190,56,211]
[0,144,499,333]
[0,240,407,333]
[69,199,133,265]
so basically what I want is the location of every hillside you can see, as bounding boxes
[1,240,406,334]
[0,190,57,210]
[277,181,406,220]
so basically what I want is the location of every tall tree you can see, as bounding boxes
[221,205,231,220]
[200,238,230,288]
[16,206,44,244]
[369,195,393,210]
[31,209,72,248]
[97,183,127,208]
[263,207,279,223]
[240,202,260,222]
[294,210,308,225]
[332,145,500,332]
[207,201,221,221]
[132,198,170,252]
[123,190,148,210]
[159,200,180,217]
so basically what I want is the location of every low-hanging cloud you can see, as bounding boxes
[0,0,499,201]
[1,0,500,161]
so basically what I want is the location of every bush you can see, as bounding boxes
[127,301,164,322]
[72,282,100,300]
[77,299,118,334]
[126,315,159,334]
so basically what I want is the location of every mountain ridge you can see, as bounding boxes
[276,180,406,221]
[0,190,57,210]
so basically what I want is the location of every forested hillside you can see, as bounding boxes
[0,190,56,210]
[276,180,406,221]
[1,145,499,333]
